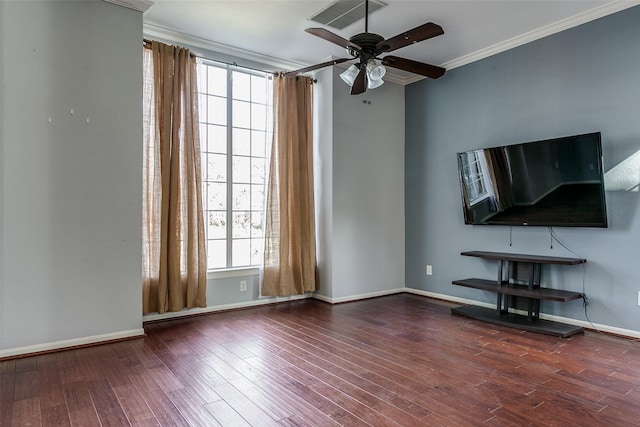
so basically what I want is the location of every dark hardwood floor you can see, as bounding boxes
[2,293,640,426]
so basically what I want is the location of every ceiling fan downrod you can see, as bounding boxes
[365,0,369,33]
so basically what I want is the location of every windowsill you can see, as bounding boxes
[469,193,491,207]
[207,266,260,280]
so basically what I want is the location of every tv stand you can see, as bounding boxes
[452,251,585,337]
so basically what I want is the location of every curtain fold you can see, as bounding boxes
[142,42,207,314]
[261,76,317,297]
[484,147,515,212]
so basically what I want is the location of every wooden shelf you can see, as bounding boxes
[452,278,583,302]
[452,251,585,337]
[461,251,585,265]
[452,305,584,337]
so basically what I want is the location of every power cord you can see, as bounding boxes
[547,227,604,333]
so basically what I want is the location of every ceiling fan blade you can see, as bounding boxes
[282,58,352,77]
[376,22,443,53]
[350,68,366,95]
[306,28,361,51]
[382,55,446,79]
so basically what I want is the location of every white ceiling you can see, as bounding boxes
[142,0,640,82]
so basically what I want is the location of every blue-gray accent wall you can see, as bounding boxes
[405,6,640,332]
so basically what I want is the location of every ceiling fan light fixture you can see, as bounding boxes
[367,76,384,89]
[366,59,386,81]
[340,64,360,86]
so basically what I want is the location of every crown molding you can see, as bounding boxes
[143,23,306,72]
[442,0,640,72]
[103,0,154,13]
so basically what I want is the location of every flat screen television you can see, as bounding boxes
[457,132,608,227]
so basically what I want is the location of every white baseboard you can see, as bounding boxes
[143,294,312,323]
[0,328,145,359]
[404,288,640,339]
[312,287,406,304]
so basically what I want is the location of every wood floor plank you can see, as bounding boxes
[153,349,221,405]
[10,396,41,426]
[267,368,369,426]
[113,384,159,425]
[37,353,67,411]
[41,404,72,427]
[167,388,222,427]
[254,377,341,426]
[128,371,191,427]
[227,375,294,421]
[14,357,37,373]
[204,399,250,426]
[62,380,101,426]
[13,369,39,401]
[86,379,132,425]
[212,382,281,426]
[3,294,640,426]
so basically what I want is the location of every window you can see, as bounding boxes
[197,62,272,269]
[460,151,489,205]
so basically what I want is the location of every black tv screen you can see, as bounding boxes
[457,132,608,227]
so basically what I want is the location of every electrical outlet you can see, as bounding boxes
[637,291,640,306]
[426,265,433,276]
[240,280,247,292]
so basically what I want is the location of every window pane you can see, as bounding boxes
[232,211,250,238]
[232,100,251,128]
[199,123,208,153]
[233,184,250,210]
[232,71,251,101]
[199,93,207,122]
[251,75,266,104]
[232,239,251,267]
[251,213,263,238]
[251,184,264,211]
[251,158,265,184]
[207,95,227,125]
[232,128,251,156]
[251,103,267,131]
[208,239,227,269]
[207,153,227,182]
[207,124,227,154]
[207,66,227,97]
[250,238,263,265]
[251,130,266,157]
[207,182,226,210]
[197,63,207,94]
[233,156,251,184]
[207,211,226,239]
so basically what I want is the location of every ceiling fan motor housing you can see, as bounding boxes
[348,32,386,61]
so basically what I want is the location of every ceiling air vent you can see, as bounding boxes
[309,0,387,30]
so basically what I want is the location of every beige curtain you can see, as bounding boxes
[142,42,207,314]
[262,76,317,296]
[484,147,515,212]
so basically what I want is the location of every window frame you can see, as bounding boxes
[197,59,272,273]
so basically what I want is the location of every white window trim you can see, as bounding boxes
[207,266,260,280]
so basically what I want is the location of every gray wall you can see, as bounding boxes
[315,66,406,301]
[406,6,640,332]
[1,0,144,353]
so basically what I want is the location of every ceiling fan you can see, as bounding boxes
[284,0,446,95]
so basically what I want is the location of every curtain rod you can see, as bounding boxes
[143,38,288,77]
